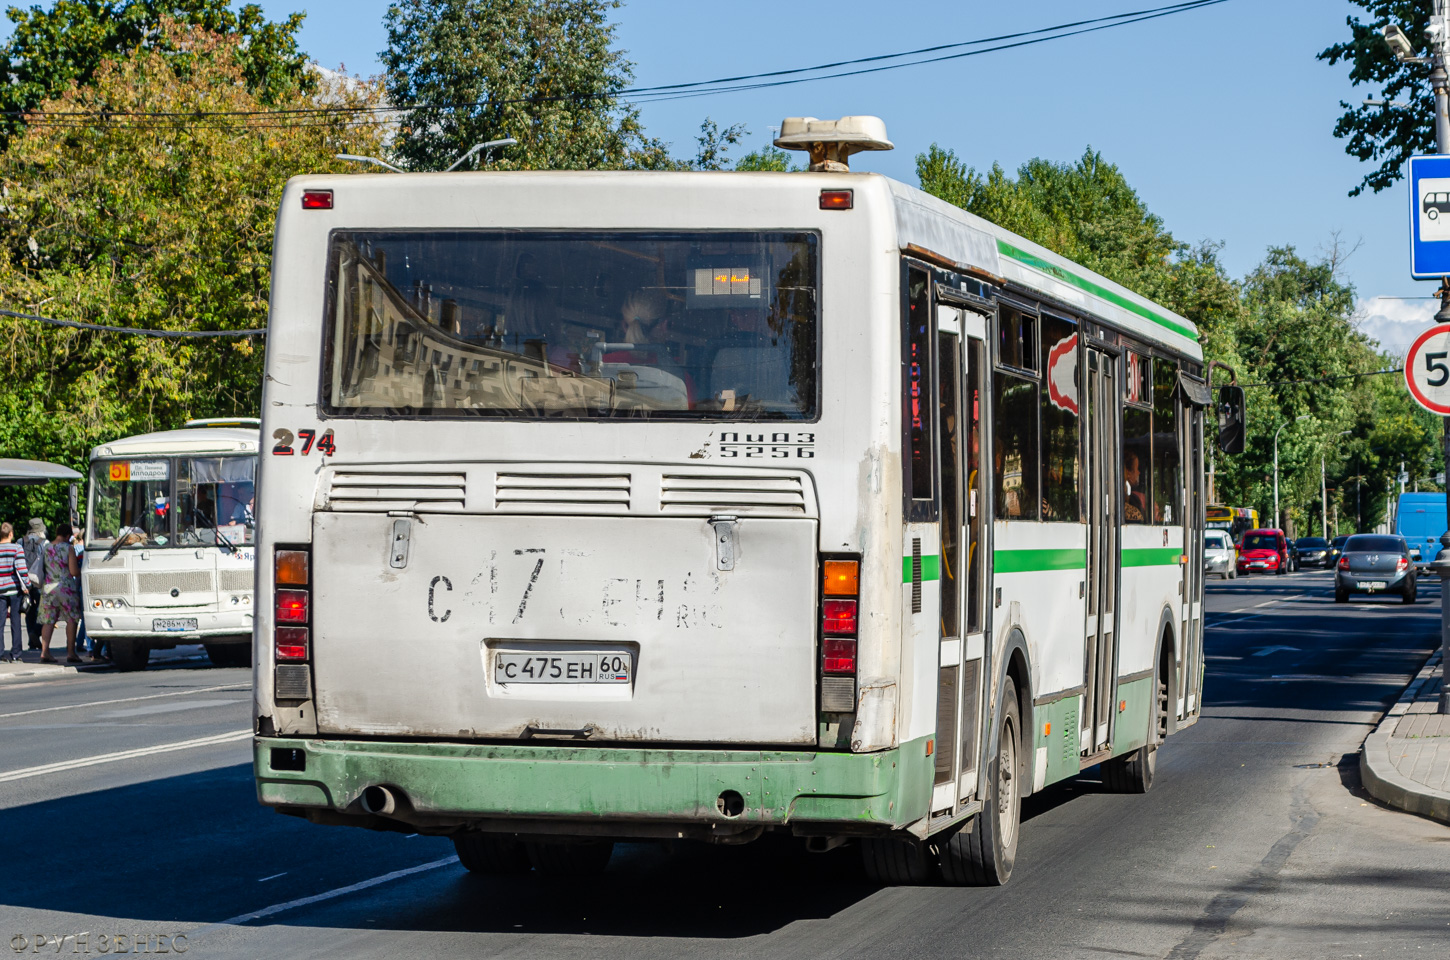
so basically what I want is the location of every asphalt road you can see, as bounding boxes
[1,569,1447,960]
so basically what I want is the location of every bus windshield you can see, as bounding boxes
[323,231,819,420]
[89,455,256,548]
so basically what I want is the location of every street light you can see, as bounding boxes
[335,154,405,173]
[1274,415,1309,531]
[444,138,519,172]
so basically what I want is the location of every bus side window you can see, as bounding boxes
[1040,314,1080,522]
[994,302,1040,521]
[1123,349,1152,525]
[1152,358,1182,525]
[905,266,935,513]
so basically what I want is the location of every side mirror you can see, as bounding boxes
[1217,385,1245,454]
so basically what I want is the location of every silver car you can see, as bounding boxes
[1334,534,1417,603]
[1204,529,1236,579]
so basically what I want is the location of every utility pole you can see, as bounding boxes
[1322,453,1328,539]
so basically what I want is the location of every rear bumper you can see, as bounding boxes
[254,736,932,837]
[1336,571,1409,592]
[84,608,253,643]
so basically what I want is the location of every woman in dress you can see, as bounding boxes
[37,522,83,664]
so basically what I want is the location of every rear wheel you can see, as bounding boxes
[935,676,1022,886]
[862,836,937,885]
[1335,587,1348,603]
[1103,668,1166,794]
[205,643,250,668]
[1402,579,1418,604]
[453,834,531,875]
[524,840,613,876]
[110,640,149,672]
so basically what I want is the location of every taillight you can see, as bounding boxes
[819,189,854,210]
[1338,557,1350,570]
[820,557,860,683]
[274,546,311,663]
[1397,557,1409,572]
[301,189,333,210]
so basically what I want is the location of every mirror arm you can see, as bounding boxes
[1208,360,1238,386]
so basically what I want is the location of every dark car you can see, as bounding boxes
[1294,536,1330,568]
[1326,535,1349,568]
[1335,534,1417,603]
[1237,529,1292,576]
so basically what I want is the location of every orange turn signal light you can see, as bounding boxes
[819,189,854,210]
[823,560,859,596]
[276,549,310,586]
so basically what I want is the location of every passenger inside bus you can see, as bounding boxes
[1124,449,1146,523]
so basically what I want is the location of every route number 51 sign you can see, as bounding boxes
[1406,324,1450,415]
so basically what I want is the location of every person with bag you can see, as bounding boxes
[0,522,28,662]
[37,522,82,664]
[21,518,45,649]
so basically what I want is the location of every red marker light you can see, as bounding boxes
[301,189,334,210]
[275,626,309,661]
[276,589,309,624]
[822,599,858,635]
[822,637,857,674]
[819,189,853,210]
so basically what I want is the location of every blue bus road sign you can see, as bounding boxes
[1409,155,1450,278]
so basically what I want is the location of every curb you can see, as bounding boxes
[1359,650,1450,824]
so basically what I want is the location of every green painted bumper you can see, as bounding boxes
[255,736,933,830]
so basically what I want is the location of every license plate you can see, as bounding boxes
[1360,581,1386,590]
[1250,562,1266,567]
[153,617,198,632]
[495,652,631,684]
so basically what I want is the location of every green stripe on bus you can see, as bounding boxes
[901,555,941,582]
[996,239,1199,343]
[1122,547,1183,567]
[993,548,1087,573]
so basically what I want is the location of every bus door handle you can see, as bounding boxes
[710,515,739,571]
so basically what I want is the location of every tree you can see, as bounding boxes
[1319,1,1434,196]
[735,144,799,172]
[0,18,387,523]
[0,0,312,149]
[691,118,745,171]
[381,0,672,171]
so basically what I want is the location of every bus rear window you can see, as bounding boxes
[322,231,818,420]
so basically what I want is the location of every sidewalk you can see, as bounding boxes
[0,644,211,684]
[1360,650,1450,824]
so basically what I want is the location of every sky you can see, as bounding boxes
[3,0,1436,353]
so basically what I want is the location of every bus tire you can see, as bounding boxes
[205,643,251,668]
[935,676,1022,886]
[110,641,150,672]
[1103,674,1167,794]
[861,836,937,886]
[452,834,531,875]
[524,840,613,876]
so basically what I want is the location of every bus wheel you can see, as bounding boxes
[524,840,613,876]
[205,643,250,668]
[861,836,937,885]
[452,834,530,875]
[1103,673,1167,794]
[935,676,1021,886]
[110,641,150,672]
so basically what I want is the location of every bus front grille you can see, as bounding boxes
[136,571,213,596]
[86,572,131,596]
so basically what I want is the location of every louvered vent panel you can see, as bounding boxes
[495,473,630,513]
[659,474,806,516]
[327,471,466,512]
[136,571,213,595]
[86,572,131,596]
[218,569,253,592]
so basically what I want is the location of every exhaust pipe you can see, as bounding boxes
[360,785,397,816]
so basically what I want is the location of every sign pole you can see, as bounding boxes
[1433,0,1450,714]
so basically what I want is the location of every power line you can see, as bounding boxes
[10,0,1231,127]
[0,307,264,338]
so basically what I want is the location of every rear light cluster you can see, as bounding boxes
[1397,557,1410,573]
[1338,557,1350,570]
[274,548,311,661]
[822,559,859,675]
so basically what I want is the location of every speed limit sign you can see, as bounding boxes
[1405,324,1450,414]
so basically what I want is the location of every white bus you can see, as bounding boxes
[252,117,1215,885]
[85,419,259,670]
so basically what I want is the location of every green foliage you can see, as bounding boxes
[915,142,1441,536]
[1319,1,1434,196]
[381,0,674,171]
[690,118,746,171]
[0,18,388,526]
[734,144,800,172]
[0,1,312,150]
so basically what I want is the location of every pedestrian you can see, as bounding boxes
[0,522,28,662]
[37,522,83,664]
[21,518,44,649]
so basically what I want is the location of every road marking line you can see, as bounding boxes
[0,684,245,720]
[0,730,251,783]
[258,873,287,883]
[201,857,457,931]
